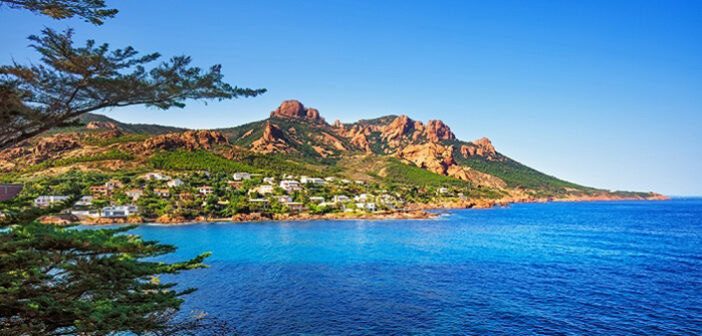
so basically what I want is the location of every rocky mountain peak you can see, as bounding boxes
[86,121,120,131]
[141,130,229,151]
[381,115,417,142]
[473,137,496,155]
[460,137,498,160]
[251,122,295,154]
[424,120,455,142]
[270,100,326,124]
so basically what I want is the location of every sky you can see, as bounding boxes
[2,0,701,196]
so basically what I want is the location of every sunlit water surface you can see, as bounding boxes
[130,199,702,335]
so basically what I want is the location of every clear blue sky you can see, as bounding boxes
[2,0,701,196]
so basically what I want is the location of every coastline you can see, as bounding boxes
[405,192,670,211]
[43,193,670,226]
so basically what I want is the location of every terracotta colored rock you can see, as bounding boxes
[141,130,229,151]
[251,122,296,154]
[381,115,417,143]
[424,120,456,142]
[461,137,498,160]
[86,121,120,131]
[270,100,326,123]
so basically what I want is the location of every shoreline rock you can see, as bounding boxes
[68,195,669,226]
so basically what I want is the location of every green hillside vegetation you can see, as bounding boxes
[456,154,585,191]
[78,113,188,134]
[381,158,472,188]
[150,150,259,174]
[24,150,134,173]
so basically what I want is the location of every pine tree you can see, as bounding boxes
[0,0,118,25]
[0,198,232,335]
[0,28,265,149]
[1,1,263,334]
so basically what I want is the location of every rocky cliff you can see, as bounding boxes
[270,100,326,124]
[141,130,229,151]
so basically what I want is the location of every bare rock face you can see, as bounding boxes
[251,122,295,154]
[395,142,455,175]
[142,130,229,151]
[0,133,81,169]
[446,165,507,188]
[34,134,81,158]
[381,115,418,143]
[424,120,455,142]
[270,100,326,124]
[395,142,506,187]
[380,115,455,145]
[347,125,372,152]
[86,121,120,131]
[461,137,498,160]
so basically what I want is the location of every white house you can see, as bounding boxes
[154,188,171,197]
[233,172,251,181]
[274,195,293,203]
[105,179,123,190]
[378,194,397,204]
[69,209,101,218]
[282,201,304,212]
[324,177,335,182]
[438,187,449,194]
[34,196,70,208]
[333,195,350,203]
[263,177,276,185]
[309,196,325,203]
[355,202,377,211]
[198,186,214,195]
[142,172,170,181]
[280,180,301,192]
[167,179,185,187]
[301,177,326,185]
[354,180,365,185]
[340,179,351,184]
[251,185,274,195]
[126,189,144,201]
[354,194,374,202]
[74,196,93,207]
[101,205,139,218]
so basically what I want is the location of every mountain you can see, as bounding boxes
[77,113,187,135]
[220,100,585,192]
[0,100,665,204]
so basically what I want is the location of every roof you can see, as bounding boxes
[0,184,23,201]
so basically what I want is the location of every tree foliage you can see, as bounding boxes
[0,197,211,335]
[0,0,118,24]
[0,28,266,150]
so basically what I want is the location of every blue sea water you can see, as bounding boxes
[132,199,702,335]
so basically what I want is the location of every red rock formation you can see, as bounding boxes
[395,142,454,175]
[461,137,498,160]
[86,121,120,131]
[424,120,455,142]
[251,122,296,154]
[395,142,506,187]
[379,116,455,144]
[347,125,372,152]
[141,130,229,151]
[270,100,326,123]
[381,115,417,143]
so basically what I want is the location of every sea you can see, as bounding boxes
[131,198,702,335]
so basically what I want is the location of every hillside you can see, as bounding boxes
[0,100,665,207]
